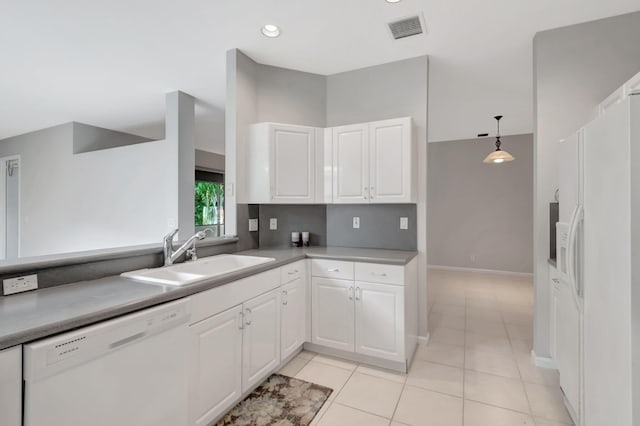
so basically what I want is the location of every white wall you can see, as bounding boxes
[532,11,640,357]
[0,123,178,258]
[428,55,533,143]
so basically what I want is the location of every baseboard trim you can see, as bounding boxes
[428,264,534,278]
[417,333,430,345]
[531,350,557,369]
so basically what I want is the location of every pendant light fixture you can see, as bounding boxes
[483,115,514,164]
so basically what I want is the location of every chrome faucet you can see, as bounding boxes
[163,229,213,266]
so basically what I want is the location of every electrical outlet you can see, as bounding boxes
[248,219,259,232]
[3,274,38,295]
[352,217,360,229]
[269,218,278,230]
[400,217,409,230]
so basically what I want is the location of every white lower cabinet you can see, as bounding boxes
[188,267,306,426]
[281,277,306,360]
[311,277,355,352]
[242,289,281,392]
[354,281,404,362]
[310,259,417,369]
[0,345,22,426]
[189,306,243,426]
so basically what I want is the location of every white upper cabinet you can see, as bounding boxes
[369,118,414,203]
[332,117,414,204]
[625,70,640,95]
[245,123,322,204]
[243,117,414,204]
[332,124,370,203]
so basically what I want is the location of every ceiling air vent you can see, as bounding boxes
[388,15,424,40]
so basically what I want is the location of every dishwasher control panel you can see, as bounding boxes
[24,298,190,382]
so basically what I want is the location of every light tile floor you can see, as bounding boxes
[279,268,574,426]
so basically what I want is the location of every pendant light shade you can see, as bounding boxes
[483,149,514,164]
[482,115,514,164]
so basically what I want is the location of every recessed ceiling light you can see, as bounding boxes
[261,24,281,38]
[386,0,402,3]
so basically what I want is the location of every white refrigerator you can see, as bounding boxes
[560,94,639,426]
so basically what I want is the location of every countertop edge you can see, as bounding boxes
[0,248,417,350]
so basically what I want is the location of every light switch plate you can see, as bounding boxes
[352,217,360,229]
[3,274,38,295]
[269,218,278,230]
[248,219,258,232]
[400,217,409,230]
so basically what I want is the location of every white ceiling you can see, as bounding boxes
[2,0,638,152]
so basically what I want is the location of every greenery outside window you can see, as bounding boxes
[195,170,224,236]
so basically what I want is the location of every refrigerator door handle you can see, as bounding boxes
[567,204,583,301]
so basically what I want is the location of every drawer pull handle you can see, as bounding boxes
[288,270,298,275]
[238,311,244,330]
[552,278,560,284]
[372,272,387,277]
[282,290,288,305]
[355,287,361,301]
[348,286,354,300]
[328,268,340,272]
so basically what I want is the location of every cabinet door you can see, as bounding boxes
[0,346,21,426]
[271,124,315,203]
[242,289,281,392]
[354,281,404,362]
[369,118,413,203]
[311,277,355,351]
[189,305,243,426]
[281,278,306,360]
[332,124,369,203]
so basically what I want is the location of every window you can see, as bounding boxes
[194,171,224,236]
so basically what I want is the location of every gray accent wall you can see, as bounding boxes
[327,205,417,251]
[427,134,533,274]
[259,205,327,248]
[533,11,640,357]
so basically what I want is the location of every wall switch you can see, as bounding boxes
[3,274,38,296]
[248,219,258,232]
[352,217,360,229]
[400,217,409,230]
[269,218,278,230]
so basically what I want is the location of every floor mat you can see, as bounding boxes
[216,373,333,426]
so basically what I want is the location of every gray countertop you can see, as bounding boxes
[0,247,417,350]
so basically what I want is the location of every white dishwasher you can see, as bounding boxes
[23,298,191,426]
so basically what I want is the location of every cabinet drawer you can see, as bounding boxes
[281,260,305,284]
[190,269,280,325]
[355,263,404,285]
[311,259,354,280]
